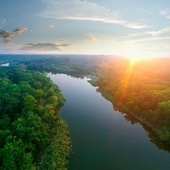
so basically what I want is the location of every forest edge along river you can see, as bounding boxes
[49,73,170,170]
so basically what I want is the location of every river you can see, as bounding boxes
[50,73,170,170]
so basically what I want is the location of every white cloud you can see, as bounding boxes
[148,27,170,36]
[40,0,151,29]
[160,8,170,19]
[127,27,170,38]
[49,24,55,29]
[124,23,151,29]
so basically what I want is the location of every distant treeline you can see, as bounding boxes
[0,68,71,169]
[97,57,170,144]
[18,55,98,77]
[0,54,110,77]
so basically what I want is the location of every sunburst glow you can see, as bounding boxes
[119,57,135,103]
[130,55,142,63]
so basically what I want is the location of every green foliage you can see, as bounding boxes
[0,68,71,169]
[88,77,98,86]
[12,55,98,77]
[158,101,170,113]
[0,137,34,170]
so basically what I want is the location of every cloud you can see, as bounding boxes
[135,44,169,50]
[0,26,27,44]
[89,36,97,41]
[148,27,170,36]
[20,43,61,51]
[127,27,170,38]
[20,42,73,51]
[0,30,14,44]
[49,24,55,29]
[13,27,27,35]
[160,8,170,19]
[40,0,151,29]
[127,32,147,38]
[84,34,97,41]
[124,23,151,29]
[124,36,170,43]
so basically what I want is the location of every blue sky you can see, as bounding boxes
[0,0,170,58]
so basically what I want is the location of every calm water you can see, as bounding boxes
[50,73,170,170]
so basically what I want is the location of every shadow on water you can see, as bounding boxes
[115,107,170,153]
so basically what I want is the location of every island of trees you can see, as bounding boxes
[0,67,71,169]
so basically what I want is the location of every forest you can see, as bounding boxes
[0,67,71,169]
[97,57,170,144]
[0,54,102,77]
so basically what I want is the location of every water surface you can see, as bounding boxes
[50,73,170,170]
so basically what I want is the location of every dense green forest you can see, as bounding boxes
[97,57,170,144]
[0,68,71,169]
[1,54,170,151]
[20,55,96,77]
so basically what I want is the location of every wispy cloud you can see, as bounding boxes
[20,42,73,51]
[160,8,170,19]
[127,27,170,38]
[148,27,170,36]
[40,0,151,29]
[124,23,151,29]
[127,32,147,38]
[124,36,170,43]
[131,43,169,50]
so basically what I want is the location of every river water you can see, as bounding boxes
[50,73,170,170]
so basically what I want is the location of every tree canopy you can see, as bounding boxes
[0,68,71,170]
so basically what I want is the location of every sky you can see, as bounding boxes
[0,0,170,58]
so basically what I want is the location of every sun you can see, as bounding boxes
[129,55,143,65]
[131,55,141,62]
